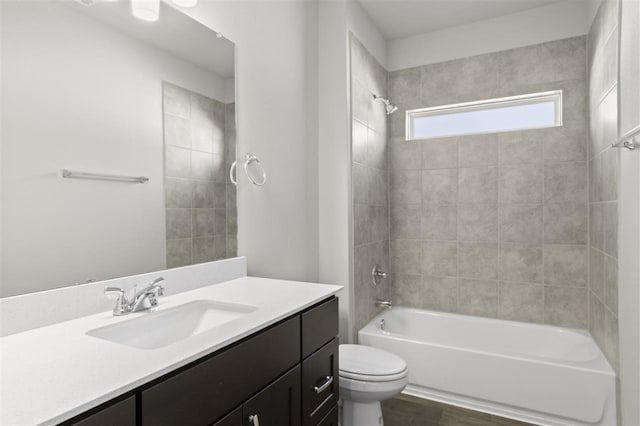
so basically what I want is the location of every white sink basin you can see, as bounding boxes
[87,300,258,350]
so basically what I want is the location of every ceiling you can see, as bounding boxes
[356,0,567,40]
[69,0,234,79]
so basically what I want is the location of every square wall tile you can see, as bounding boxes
[543,120,588,163]
[458,166,498,204]
[166,208,191,239]
[389,68,421,106]
[499,244,543,283]
[166,238,192,268]
[390,140,422,170]
[421,204,457,241]
[390,204,421,240]
[458,242,498,280]
[499,164,543,204]
[604,254,618,315]
[165,146,191,179]
[191,122,215,153]
[391,274,422,308]
[499,281,544,323]
[422,241,457,277]
[422,139,458,169]
[163,83,191,118]
[589,248,605,300]
[500,204,542,245]
[590,203,604,251]
[164,114,191,148]
[422,169,457,204]
[420,54,500,102]
[391,239,422,276]
[457,204,498,243]
[165,178,192,208]
[603,202,618,257]
[391,170,421,204]
[421,276,458,312]
[497,131,543,165]
[543,245,588,287]
[544,162,588,203]
[458,279,499,317]
[498,36,586,88]
[543,203,588,244]
[368,128,387,170]
[352,120,368,165]
[544,286,588,328]
[590,293,606,349]
[458,135,498,167]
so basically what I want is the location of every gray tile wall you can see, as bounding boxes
[388,37,590,328]
[588,0,620,375]
[163,82,236,268]
[350,35,392,333]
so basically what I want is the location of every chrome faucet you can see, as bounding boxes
[375,298,392,309]
[105,277,165,316]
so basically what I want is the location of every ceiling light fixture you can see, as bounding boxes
[131,0,160,21]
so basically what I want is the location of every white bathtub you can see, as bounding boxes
[358,307,616,426]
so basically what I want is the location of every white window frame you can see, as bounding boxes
[405,90,563,141]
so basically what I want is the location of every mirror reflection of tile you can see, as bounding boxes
[163,82,237,268]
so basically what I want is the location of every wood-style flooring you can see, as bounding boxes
[381,394,536,426]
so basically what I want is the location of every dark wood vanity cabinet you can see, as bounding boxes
[61,297,339,426]
[62,395,136,426]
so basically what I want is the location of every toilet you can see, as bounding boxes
[339,344,409,426]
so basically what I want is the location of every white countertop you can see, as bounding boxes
[0,277,342,426]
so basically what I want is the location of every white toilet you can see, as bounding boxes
[339,344,409,426]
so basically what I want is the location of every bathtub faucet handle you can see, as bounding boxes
[372,265,387,285]
[375,298,392,309]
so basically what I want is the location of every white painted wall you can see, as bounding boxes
[317,0,388,343]
[617,1,640,424]
[318,0,352,343]
[0,1,226,296]
[186,0,320,284]
[346,0,388,70]
[387,0,591,71]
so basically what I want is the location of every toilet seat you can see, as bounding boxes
[339,344,408,382]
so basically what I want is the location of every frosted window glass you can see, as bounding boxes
[407,91,562,141]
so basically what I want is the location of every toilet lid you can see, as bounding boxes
[339,344,407,377]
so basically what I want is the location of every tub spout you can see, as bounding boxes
[375,298,392,309]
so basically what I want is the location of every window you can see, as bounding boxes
[406,91,562,141]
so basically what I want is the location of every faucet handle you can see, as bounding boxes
[105,287,129,315]
[149,277,165,286]
[104,287,126,301]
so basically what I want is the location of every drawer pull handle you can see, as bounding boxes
[313,375,334,394]
[249,414,260,426]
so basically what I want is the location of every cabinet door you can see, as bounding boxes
[142,316,300,426]
[212,407,242,426]
[63,396,135,426]
[302,339,338,426]
[243,366,301,426]
[317,406,338,426]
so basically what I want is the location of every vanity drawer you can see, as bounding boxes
[211,407,242,426]
[63,395,135,426]
[317,406,338,426]
[242,365,301,426]
[141,316,301,426]
[301,297,338,358]
[302,338,339,426]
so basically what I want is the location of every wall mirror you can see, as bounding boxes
[1,0,237,297]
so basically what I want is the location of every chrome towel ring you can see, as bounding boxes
[229,153,267,186]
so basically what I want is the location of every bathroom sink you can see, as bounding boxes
[87,300,258,350]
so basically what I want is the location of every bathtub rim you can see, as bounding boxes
[358,306,616,376]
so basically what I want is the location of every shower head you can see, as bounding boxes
[373,94,398,115]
